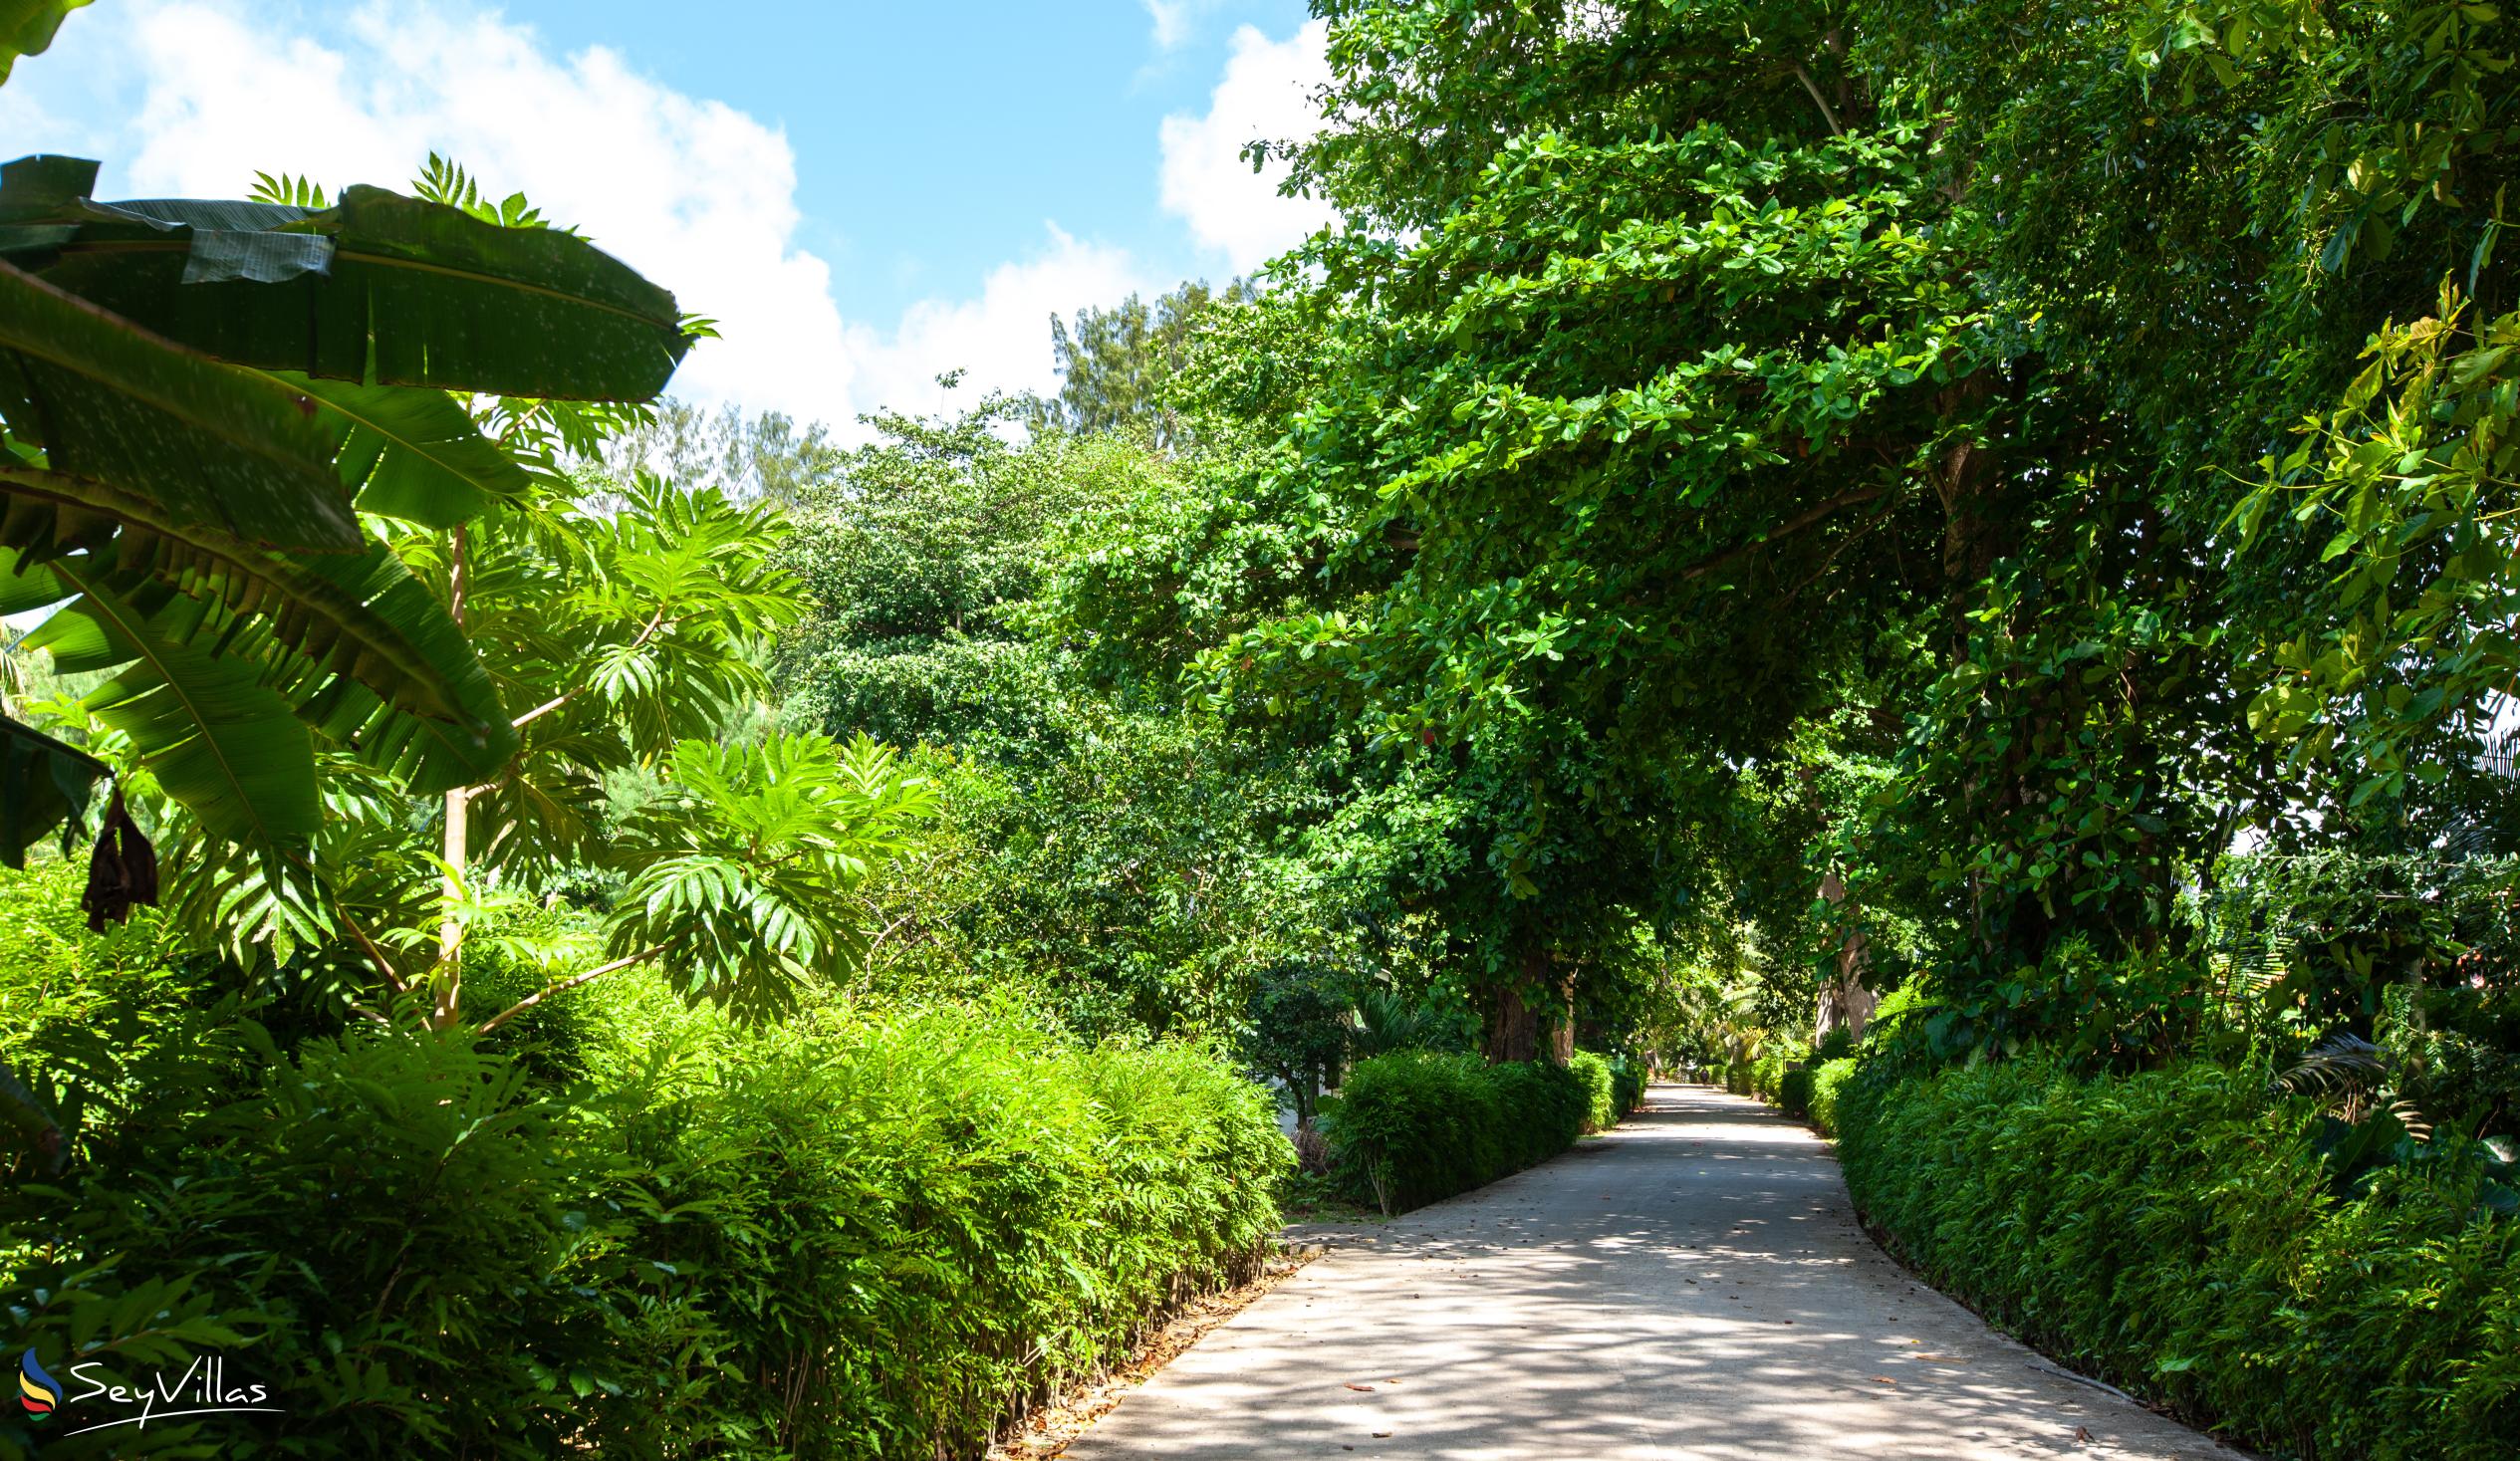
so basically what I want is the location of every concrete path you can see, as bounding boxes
[1064,1084,2246,1461]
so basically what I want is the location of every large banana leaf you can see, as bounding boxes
[0,256,361,554]
[130,539,519,790]
[0,0,87,85]
[0,157,690,400]
[18,538,518,793]
[0,713,105,866]
[26,575,320,847]
[289,374,534,528]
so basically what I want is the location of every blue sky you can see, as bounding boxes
[499,1,1315,320]
[0,0,1333,434]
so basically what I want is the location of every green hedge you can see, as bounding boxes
[1838,1056,2520,1460]
[1754,1049,1789,1101]
[1808,1057,1857,1135]
[1321,1051,1587,1214]
[1775,1065,1816,1117]
[0,956,1287,1461]
[1611,1054,1647,1116]
[1567,1050,1649,1131]
[1568,1051,1612,1131]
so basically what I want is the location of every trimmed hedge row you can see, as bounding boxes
[1570,1050,1645,1132]
[1612,1054,1648,1118]
[1,970,1288,1461]
[1324,1049,1640,1215]
[1808,1057,1857,1135]
[1836,1057,2520,1460]
[1722,1053,1809,1113]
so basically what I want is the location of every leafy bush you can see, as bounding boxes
[0,960,1287,1461]
[613,1005,1288,1459]
[1838,1056,2520,1460]
[1808,1057,1857,1135]
[1570,1050,1618,1131]
[1610,1053,1646,1116]
[1321,1052,1586,1214]
[1776,1065,1816,1118]
[3,1013,660,1461]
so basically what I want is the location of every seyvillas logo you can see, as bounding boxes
[12,1349,283,1437]
[17,1348,61,1418]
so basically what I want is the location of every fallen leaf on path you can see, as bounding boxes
[2075,1426,2094,1442]
[1373,1433,1392,1439]
[1344,1383,1374,1391]
[1872,1377,1896,1385]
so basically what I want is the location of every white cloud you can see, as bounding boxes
[1143,1,1199,50]
[846,226,1148,422]
[4,0,1160,439]
[1157,19,1336,273]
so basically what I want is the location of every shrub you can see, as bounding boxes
[0,965,1287,1461]
[1752,1050,1778,1097]
[1775,1065,1816,1117]
[1321,1052,1586,1214]
[2,1017,657,1461]
[1837,1055,2520,1460]
[609,1004,1288,1459]
[1610,1054,1647,1116]
[1570,1050,1618,1131]
[1808,1057,1857,1135]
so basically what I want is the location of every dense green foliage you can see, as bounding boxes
[10,0,2520,1450]
[1807,1058,1856,1137]
[1837,1058,2520,1459]
[0,866,1286,1460]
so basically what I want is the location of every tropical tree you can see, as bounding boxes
[0,123,934,1037]
[780,394,1163,755]
[1034,278,1255,448]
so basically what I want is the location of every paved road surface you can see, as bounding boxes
[1064,1084,2245,1461]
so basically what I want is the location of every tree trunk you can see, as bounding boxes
[1483,944,1574,1065]
[1546,974,1576,1064]
[432,524,470,1031]
[1930,370,2040,971]
[1484,981,1541,1064]
[1812,870,1878,1045]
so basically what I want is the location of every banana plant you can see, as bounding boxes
[0,148,691,874]
[0,0,86,85]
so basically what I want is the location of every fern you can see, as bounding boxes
[412,152,560,233]
[247,170,329,209]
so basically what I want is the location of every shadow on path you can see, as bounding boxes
[1061,1085,2246,1461]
